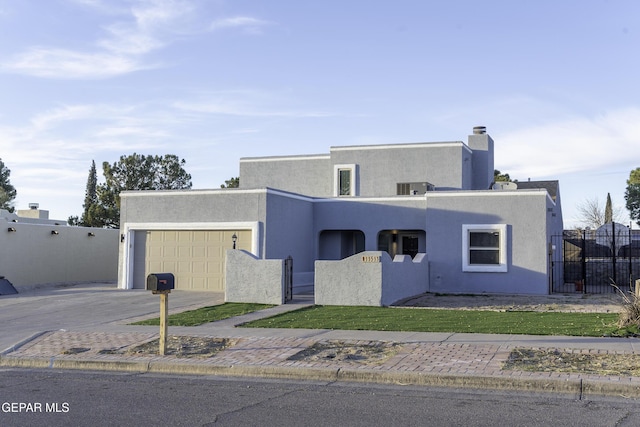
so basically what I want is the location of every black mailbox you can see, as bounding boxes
[146,273,175,291]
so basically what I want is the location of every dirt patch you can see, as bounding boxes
[288,340,401,365]
[100,336,238,358]
[63,347,91,355]
[397,293,621,313]
[503,348,640,376]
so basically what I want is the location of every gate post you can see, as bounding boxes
[612,221,617,285]
[284,256,293,302]
[630,223,634,289]
[581,229,587,294]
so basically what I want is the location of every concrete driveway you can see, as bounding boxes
[0,282,223,353]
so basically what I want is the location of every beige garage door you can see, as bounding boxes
[144,230,252,291]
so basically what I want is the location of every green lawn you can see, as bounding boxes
[241,306,620,337]
[131,302,624,337]
[130,302,274,326]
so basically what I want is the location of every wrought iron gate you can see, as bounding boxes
[553,225,640,294]
[284,255,293,302]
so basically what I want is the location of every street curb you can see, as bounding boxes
[3,355,640,398]
[583,380,640,398]
[0,356,150,372]
[335,369,582,395]
[148,363,341,382]
[0,331,50,356]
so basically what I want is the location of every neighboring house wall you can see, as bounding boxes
[0,213,118,289]
[315,251,429,306]
[425,190,560,295]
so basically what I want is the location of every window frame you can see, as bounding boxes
[462,224,508,272]
[333,164,357,197]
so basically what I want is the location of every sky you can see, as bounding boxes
[1,0,639,229]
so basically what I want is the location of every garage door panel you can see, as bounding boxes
[178,246,191,257]
[177,261,191,273]
[148,246,163,258]
[162,231,178,242]
[190,277,205,290]
[193,246,206,257]
[148,261,163,273]
[192,261,206,274]
[144,229,250,291]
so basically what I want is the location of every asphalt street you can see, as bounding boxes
[2,370,640,427]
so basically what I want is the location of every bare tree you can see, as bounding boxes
[575,196,624,229]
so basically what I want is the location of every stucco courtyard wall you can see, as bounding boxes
[225,250,285,305]
[315,251,429,306]
[0,216,119,289]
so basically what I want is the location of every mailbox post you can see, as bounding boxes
[146,273,175,355]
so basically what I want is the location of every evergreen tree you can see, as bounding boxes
[220,177,239,188]
[625,167,640,226]
[493,170,511,182]
[93,154,192,228]
[80,160,99,227]
[604,192,613,224]
[0,158,17,213]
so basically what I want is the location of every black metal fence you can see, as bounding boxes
[552,224,640,294]
[284,255,293,302]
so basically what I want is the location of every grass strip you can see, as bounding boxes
[240,306,620,337]
[130,302,274,327]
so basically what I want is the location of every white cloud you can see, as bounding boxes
[174,100,331,118]
[2,0,199,79]
[173,90,333,118]
[209,16,272,34]
[495,107,640,179]
[30,104,105,129]
[98,24,165,56]
[1,46,153,79]
[98,0,196,55]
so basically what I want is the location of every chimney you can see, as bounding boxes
[468,126,494,190]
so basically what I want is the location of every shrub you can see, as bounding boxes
[611,280,640,328]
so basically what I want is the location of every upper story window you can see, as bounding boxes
[334,164,357,197]
[339,169,351,195]
[462,224,508,272]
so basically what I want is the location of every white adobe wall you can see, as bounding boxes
[0,215,119,289]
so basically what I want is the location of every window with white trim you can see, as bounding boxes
[333,164,357,197]
[462,224,507,272]
[339,169,351,195]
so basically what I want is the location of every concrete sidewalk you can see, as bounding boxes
[2,290,640,399]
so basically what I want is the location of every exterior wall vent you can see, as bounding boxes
[397,182,435,195]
